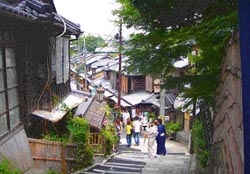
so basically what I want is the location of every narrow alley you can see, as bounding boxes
[75,130,193,174]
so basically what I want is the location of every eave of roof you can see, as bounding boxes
[32,93,87,122]
[0,0,81,36]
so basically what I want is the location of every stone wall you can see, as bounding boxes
[208,34,244,174]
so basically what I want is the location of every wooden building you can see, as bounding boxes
[0,0,81,172]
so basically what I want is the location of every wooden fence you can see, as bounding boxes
[88,132,106,154]
[28,133,106,174]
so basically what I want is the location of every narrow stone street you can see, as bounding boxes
[76,130,193,174]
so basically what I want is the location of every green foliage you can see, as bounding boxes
[41,115,94,171]
[66,117,93,169]
[71,35,106,54]
[165,121,181,133]
[192,119,209,168]
[42,133,68,144]
[0,156,21,174]
[100,123,119,155]
[52,94,59,106]
[115,0,238,105]
[73,144,93,169]
[148,112,156,121]
[46,169,61,174]
[67,117,90,144]
[104,104,112,119]
[81,145,94,168]
[116,0,237,30]
[85,35,106,52]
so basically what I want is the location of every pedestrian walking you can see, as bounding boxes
[144,120,158,158]
[132,116,142,145]
[114,118,121,153]
[122,110,130,129]
[114,118,121,142]
[125,119,133,147]
[156,118,167,155]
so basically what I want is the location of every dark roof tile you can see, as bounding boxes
[0,0,81,36]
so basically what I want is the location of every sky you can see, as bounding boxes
[53,0,132,38]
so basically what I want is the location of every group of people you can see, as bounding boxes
[123,116,167,158]
[144,118,167,158]
[113,109,167,159]
[125,116,142,147]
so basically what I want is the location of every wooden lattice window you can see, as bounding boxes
[0,47,20,138]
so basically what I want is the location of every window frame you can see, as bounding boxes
[0,47,21,139]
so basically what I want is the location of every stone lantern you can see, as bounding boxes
[95,86,105,102]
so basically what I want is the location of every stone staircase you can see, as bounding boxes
[75,144,191,174]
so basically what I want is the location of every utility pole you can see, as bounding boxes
[118,21,122,107]
[160,88,166,118]
[83,34,88,91]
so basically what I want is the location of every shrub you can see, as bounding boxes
[100,123,119,155]
[148,112,156,121]
[46,169,61,174]
[165,121,182,133]
[0,156,21,174]
[67,117,93,170]
[42,133,67,143]
[192,119,209,168]
[67,117,90,144]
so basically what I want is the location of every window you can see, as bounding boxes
[0,48,20,138]
[55,37,69,84]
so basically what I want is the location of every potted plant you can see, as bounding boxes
[165,121,181,140]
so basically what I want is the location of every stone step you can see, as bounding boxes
[106,162,145,167]
[141,168,188,174]
[85,164,142,174]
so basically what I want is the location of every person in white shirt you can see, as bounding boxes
[141,115,148,131]
[122,110,130,129]
[132,116,142,145]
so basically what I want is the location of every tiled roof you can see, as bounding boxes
[94,47,118,53]
[75,98,106,130]
[122,90,155,106]
[151,92,176,109]
[0,0,81,36]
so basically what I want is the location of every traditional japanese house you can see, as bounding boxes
[0,0,81,172]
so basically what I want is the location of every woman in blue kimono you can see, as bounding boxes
[156,118,167,155]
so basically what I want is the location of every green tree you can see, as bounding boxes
[114,0,238,104]
[71,35,106,55]
[85,35,106,52]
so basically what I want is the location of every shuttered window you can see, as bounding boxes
[0,47,20,138]
[55,37,69,84]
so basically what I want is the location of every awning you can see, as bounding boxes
[32,94,86,122]
[174,93,200,115]
[110,96,131,107]
[104,90,113,97]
